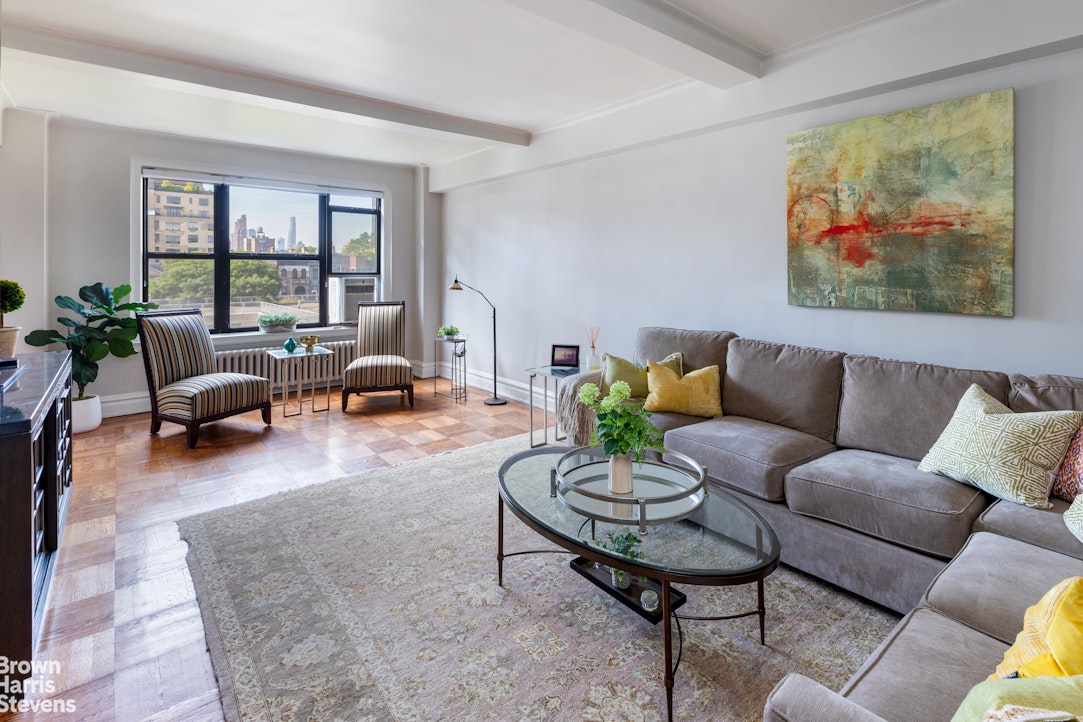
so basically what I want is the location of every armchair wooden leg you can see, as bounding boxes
[186,424,200,449]
[341,392,349,412]
[261,405,272,425]
[407,386,414,407]
[150,416,162,434]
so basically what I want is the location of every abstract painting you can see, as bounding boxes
[787,89,1014,316]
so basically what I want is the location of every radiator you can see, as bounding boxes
[216,340,356,389]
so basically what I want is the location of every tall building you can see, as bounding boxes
[288,216,296,249]
[232,214,248,252]
[144,179,214,254]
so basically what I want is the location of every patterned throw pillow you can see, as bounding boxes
[953,675,1083,722]
[918,384,1083,509]
[1067,496,1083,545]
[1053,428,1083,502]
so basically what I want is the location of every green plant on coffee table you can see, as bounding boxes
[0,279,26,327]
[25,283,158,399]
[257,312,298,330]
[438,324,460,337]
[594,530,644,585]
[578,380,664,464]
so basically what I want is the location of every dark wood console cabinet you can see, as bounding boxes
[0,351,72,690]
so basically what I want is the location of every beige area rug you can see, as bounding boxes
[180,434,900,722]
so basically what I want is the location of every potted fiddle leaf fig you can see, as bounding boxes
[0,279,27,358]
[25,283,158,433]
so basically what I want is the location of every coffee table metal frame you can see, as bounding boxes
[497,446,781,721]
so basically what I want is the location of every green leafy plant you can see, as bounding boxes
[0,279,26,326]
[438,324,460,337]
[578,380,664,463]
[25,283,158,399]
[594,531,643,585]
[257,312,298,328]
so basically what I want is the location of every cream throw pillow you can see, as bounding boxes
[1067,496,1083,545]
[643,361,722,418]
[918,384,1083,509]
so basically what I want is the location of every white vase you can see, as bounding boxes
[608,453,633,494]
[72,395,102,434]
[611,567,632,590]
[586,350,602,371]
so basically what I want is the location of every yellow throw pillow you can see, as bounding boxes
[644,361,722,418]
[992,577,1083,680]
[600,352,682,398]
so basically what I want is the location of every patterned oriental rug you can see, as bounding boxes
[180,434,899,722]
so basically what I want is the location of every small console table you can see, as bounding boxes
[526,365,579,447]
[266,347,333,416]
[433,336,467,403]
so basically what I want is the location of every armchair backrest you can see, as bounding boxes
[356,301,406,357]
[137,309,217,390]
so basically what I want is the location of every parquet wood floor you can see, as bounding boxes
[6,381,534,721]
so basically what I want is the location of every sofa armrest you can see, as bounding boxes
[764,674,888,722]
[555,370,601,446]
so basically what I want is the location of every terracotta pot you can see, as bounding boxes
[608,453,633,494]
[0,326,21,358]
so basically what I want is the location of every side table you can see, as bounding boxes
[526,365,579,447]
[266,346,333,416]
[433,336,467,403]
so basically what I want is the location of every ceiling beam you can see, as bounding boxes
[1,25,533,147]
[504,0,761,89]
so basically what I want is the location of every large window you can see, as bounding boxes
[143,174,382,332]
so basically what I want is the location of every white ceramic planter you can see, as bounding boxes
[72,395,102,434]
[608,453,633,494]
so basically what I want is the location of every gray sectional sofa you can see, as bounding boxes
[555,326,1083,719]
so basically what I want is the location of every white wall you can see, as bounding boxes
[444,46,1083,396]
[3,117,434,410]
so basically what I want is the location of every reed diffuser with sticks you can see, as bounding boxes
[585,325,602,371]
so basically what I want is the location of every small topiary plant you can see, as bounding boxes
[438,324,460,337]
[0,279,26,327]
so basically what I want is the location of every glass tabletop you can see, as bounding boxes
[499,447,781,582]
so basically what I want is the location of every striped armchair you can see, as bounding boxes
[341,301,415,411]
[136,309,271,448]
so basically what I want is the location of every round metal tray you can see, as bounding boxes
[550,446,707,533]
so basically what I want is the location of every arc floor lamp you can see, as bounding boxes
[450,276,506,405]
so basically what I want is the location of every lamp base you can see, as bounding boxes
[484,397,507,406]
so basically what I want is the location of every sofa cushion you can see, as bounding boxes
[785,449,989,558]
[663,416,835,501]
[1054,428,1083,502]
[1010,373,1083,413]
[918,384,1083,509]
[974,499,1083,560]
[924,533,1083,646]
[842,607,1008,722]
[644,362,721,418]
[722,338,844,443]
[837,355,1010,461]
[633,327,735,374]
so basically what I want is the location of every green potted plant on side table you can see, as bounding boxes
[437,324,460,338]
[257,312,299,333]
[0,279,27,358]
[578,379,665,494]
[25,282,158,433]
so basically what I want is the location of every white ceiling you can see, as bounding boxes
[0,0,935,168]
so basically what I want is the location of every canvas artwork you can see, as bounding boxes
[786,88,1014,316]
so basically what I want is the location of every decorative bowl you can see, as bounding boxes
[299,335,320,353]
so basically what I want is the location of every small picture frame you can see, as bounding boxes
[551,344,580,368]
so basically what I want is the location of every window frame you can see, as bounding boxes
[141,172,383,334]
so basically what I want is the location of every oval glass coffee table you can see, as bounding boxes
[498,446,781,721]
